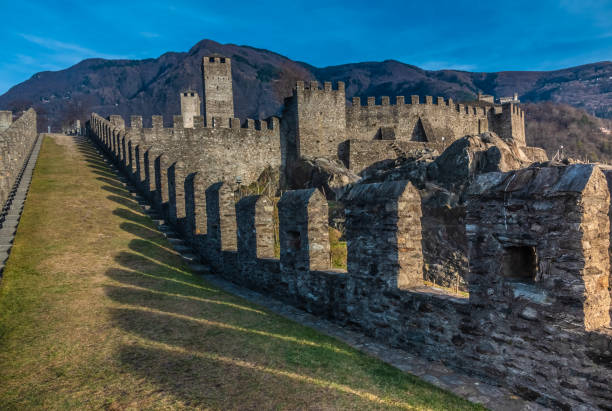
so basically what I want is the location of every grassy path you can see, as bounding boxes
[0,134,481,410]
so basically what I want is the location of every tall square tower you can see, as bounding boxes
[202,56,234,126]
[180,90,201,128]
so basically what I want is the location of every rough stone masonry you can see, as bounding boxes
[87,55,612,409]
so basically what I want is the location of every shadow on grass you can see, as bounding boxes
[101,185,131,198]
[103,277,459,409]
[120,222,160,240]
[113,208,153,226]
[86,163,117,175]
[107,196,141,212]
[72,136,478,410]
[89,168,117,179]
[97,176,125,189]
[106,267,219,297]
[127,239,178,263]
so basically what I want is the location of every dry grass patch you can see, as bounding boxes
[0,135,483,410]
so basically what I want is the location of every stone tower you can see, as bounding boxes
[202,56,234,127]
[180,90,201,128]
[0,111,12,131]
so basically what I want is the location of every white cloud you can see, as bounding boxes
[139,31,161,39]
[419,61,478,72]
[19,33,130,60]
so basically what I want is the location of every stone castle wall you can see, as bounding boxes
[346,95,488,143]
[344,139,445,173]
[96,54,539,192]
[90,113,281,217]
[490,103,526,146]
[281,81,347,163]
[277,79,537,178]
[88,123,612,409]
[0,109,38,209]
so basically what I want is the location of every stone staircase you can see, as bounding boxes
[388,141,407,159]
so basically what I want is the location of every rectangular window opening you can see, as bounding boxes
[502,246,538,282]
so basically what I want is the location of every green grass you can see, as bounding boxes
[0,134,483,410]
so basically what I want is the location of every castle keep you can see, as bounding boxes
[87,55,612,409]
[281,80,538,174]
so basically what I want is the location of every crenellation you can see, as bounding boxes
[88,121,612,408]
[130,115,143,129]
[173,115,183,129]
[88,54,603,407]
[236,195,275,261]
[230,118,240,129]
[109,115,125,129]
[344,180,423,289]
[0,110,12,131]
[167,160,188,234]
[193,115,205,129]
[268,117,279,130]
[152,115,163,129]
[278,188,330,273]
[205,181,238,272]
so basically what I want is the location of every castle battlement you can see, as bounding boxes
[86,117,612,408]
[203,56,230,65]
[348,94,487,117]
[121,113,279,134]
[294,80,345,95]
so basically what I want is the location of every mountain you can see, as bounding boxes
[1,39,611,160]
[524,102,612,163]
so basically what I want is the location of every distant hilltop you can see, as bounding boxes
[0,38,610,132]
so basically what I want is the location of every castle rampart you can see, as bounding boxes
[0,110,12,131]
[84,55,612,407]
[277,79,538,178]
[88,122,612,407]
[89,112,281,220]
[0,109,38,209]
[345,95,488,145]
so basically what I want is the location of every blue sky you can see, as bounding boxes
[0,0,610,94]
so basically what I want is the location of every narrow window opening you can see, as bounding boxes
[502,246,537,282]
[287,230,301,251]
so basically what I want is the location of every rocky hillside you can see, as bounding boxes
[523,102,612,164]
